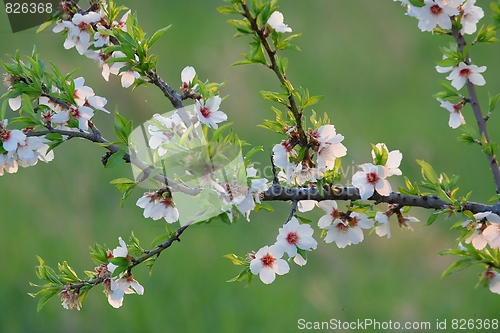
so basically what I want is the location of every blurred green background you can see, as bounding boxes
[1,1,499,332]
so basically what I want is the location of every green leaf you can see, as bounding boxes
[217,6,240,14]
[104,150,126,168]
[112,265,129,277]
[294,215,313,224]
[474,25,498,44]
[489,194,500,202]
[403,176,418,195]
[489,92,500,112]
[36,19,56,34]
[0,99,7,120]
[425,209,452,226]
[302,95,324,110]
[227,267,252,283]
[254,202,273,212]
[109,257,130,266]
[58,261,79,281]
[90,243,108,265]
[20,94,41,125]
[435,187,453,204]
[409,0,424,7]
[227,19,253,35]
[230,59,254,67]
[371,143,388,166]
[110,177,135,185]
[436,57,458,67]
[277,56,288,74]
[260,90,288,104]
[36,290,59,312]
[210,122,233,142]
[120,183,137,207]
[146,25,172,49]
[244,146,263,166]
[114,108,131,144]
[151,233,169,247]
[223,253,247,266]
[416,160,440,184]
[440,259,474,279]
[7,116,40,128]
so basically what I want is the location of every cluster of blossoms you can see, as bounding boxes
[53,4,140,88]
[250,143,415,282]
[396,1,486,129]
[249,199,420,284]
[397,0,484,34]
[136,190,179,223]
[214,165,269,222]
[42,77,108,131]
[134,66,245,223]
[104,237,144,308]
[180,66,227,129]
[0,120,54,175]
[435,56,486,128]
[5,68,108,129]
[1,63,109,176]
[250,217,317,284]
[463,212,500,251]
[459,211,500,295]
[59,237,144,310]
[273,124,347,185]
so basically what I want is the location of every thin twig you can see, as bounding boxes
[451,25,500,194]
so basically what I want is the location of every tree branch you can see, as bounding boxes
[262,184,500,215]
[26,124,200,196]
[451,25,500,194]
[240,3,307,148]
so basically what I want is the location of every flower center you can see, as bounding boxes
[161,196,174,207]
[459,68,471,78]
[366,172,379,184]
[430,4,442,15]
[286,232,299,245]
[69,107,80,119]
[260,253,275,267]
[331,209,340,219]
[0,129,10,142]
[200,106,211,118]
[335,221,349,232]
[78,22,89,32]
[348,216,358,228]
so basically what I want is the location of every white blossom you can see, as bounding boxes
[136,192,179,223]
[488,270,500,295]
[371,143,402,176]
[414,0,459,32]
[275,217,317,262]
[8,95,21,111]
[267,11,292,33]
[181,66,196,90]
[446,62,486,90]
[461,0,484,35]
[375,211,391,238]
[319,212,374,248]
[352,163,391,200]
[250,245,290,284]
[315,124,347,171]
[437,98,465,129]
[195,96,227,129]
